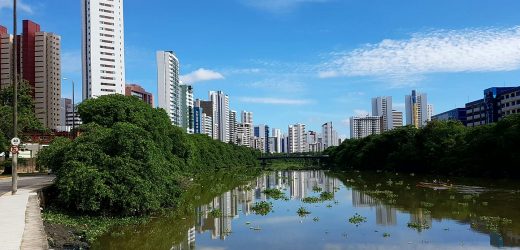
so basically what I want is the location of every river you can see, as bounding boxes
[92,170,520,249]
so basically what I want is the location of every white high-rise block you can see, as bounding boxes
[82,0,126,99]
[157,51,181,126]
[372,96,393,131]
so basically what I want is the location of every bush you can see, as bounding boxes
[39,95,259,215]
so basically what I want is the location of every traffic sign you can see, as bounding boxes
[11,137,21,146]
[10,145,19,154]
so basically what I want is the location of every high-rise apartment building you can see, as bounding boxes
[58,98,82,132]
[392,110,403,128]
[350,116,383,139]
[82,0,126,99]
[0,21,61,129]
[157,51,181,126]
[0,25,13,90]
[210,91,230,142]
[180,85,194,134]
[125,84,153,106]
[271,128,282,153]
[236,123,252,147]
[372,96,393,131]
[288,124,307,153]
[254,124,270,152]
[405,90,428,128]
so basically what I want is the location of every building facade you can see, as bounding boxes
[288,123,307,153]
[82,0,126,99]
[254,124,270,152]
[125,84,153,106]
[466,87,520,127]
[157,51,181,126]
[392,110,403,128]
[229,110,237,143]
[322,122,338,149]
[432,108,467,125]
[350,116,383,139]
[372,96,393,131]
[405,90,428,128]
[0,25,13,90]
[180,85,194,134]
[210,91,230,142]
[236,123,252,147]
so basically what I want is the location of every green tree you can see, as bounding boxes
[0,80,45,141]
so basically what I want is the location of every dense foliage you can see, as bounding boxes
[38,95,259,215]
[325,116,520,178]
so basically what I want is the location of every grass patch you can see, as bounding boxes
[42,210,148,243]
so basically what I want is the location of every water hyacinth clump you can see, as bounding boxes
[262,188,287,200]
[251,201,273,216]
[348,213,367,226]
[297,207,311,217]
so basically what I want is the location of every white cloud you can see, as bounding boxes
[0,0,33,14]
[238,97,313,105]
[180,68,224,84]
[240,0,331,13]
[319,26,520,82]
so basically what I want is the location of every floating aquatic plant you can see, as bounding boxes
[348,213,367,226]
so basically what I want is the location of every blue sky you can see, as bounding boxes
[1,0,520,138]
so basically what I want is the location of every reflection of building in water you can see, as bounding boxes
[170,227,196,250]
[409,208,432,228]
[376,205,397,226]
[352,189,378,207]
[196,171,341,242]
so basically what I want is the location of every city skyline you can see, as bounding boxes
[1,1,520,137]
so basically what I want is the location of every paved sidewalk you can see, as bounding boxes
[0,176,54,250]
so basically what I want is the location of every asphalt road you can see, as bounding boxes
[0,176,54,196]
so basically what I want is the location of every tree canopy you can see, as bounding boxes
[325,116,520,179]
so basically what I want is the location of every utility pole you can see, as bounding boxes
[11,0,18,195]
[72,80,75,135]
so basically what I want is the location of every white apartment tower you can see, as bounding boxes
[350,116,383,139]
[288,124,308,153]
[372,96,393,131]
[392,110,403,128]
[82,0,126,99]
[210,91,230,142]
[157,51,181,126]
[405,90,428,128]
[427,104,434,122]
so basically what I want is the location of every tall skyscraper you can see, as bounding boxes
[405,90,428,128]
[392,110,403,128]
[210,91,230,142]
[157,51,181,126]
[82,0,126,99]
[288,124,307,153]
[372,96,393,131]
[236,123,252,147]
[254,124,270,152]
[0,21,62,129]
[350,116,383,139]
[180,85,194,134]
[125,84,153,107]
[271,128,282,153]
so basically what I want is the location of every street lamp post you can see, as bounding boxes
[11,0,18,195]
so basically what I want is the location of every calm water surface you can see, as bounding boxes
[94,170,520,250]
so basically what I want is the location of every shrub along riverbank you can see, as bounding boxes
[324,115,520,178]
[38,95,260,216]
